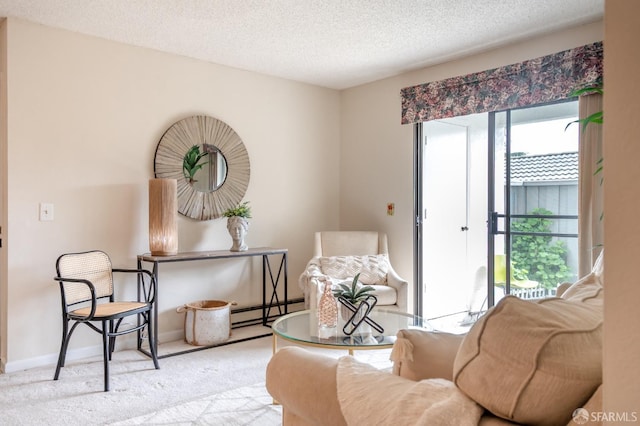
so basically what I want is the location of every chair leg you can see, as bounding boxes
[147,313,160,370]
[108,320,116,361]
[54,319,70,381]
[102,321,110,392]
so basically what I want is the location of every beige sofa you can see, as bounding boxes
[267,257,604,425]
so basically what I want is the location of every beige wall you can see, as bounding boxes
[1,18,340,371]
[0,18,7,367]
[2,17,629,413]
[603,0,640,417]
[340,21,604,312]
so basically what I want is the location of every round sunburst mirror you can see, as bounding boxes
[154,116,250,220]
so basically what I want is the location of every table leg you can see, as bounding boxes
[151,261,159,357]
[263,253,287,325]
[283,253,288,314]
[136,258,143,351]
[263,255,267,325]
[271,333,279,405]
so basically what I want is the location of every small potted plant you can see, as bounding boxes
[223,201,251,252]
[222,201,252,219]
[332,273,375,320]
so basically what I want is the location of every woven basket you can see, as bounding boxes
[177,300,236,346]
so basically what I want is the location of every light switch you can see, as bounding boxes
[387,202,395,216]
[39,203,54,221]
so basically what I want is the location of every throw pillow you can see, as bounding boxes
[562,250,604,304]
[560,271,603,304]
[391,329,465,381]
[319,254,389,285]
[453,295,602,426]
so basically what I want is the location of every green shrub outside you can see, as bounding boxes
[510,208,572,289]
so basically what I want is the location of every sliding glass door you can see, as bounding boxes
[489,101,579,307]
[419,100,579,331]
[421,112,488,331]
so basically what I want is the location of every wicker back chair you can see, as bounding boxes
[53,250,159,391]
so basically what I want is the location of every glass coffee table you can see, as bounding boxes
[272,309,433,355]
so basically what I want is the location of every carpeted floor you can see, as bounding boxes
[111,382,281,425]
[0,327,392,425]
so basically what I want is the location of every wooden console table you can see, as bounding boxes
[137,247,288,358]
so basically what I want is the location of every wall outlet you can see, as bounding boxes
[39,203,54,221]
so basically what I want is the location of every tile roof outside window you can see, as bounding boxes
[510,152,578,183]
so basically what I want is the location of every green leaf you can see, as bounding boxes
[333,272,376,302]
[565,84,603,133]
[511,207,572,288]
[354,286,375,300]
[183,145,209,181]
[593,166,603,177]
[222,201,252,218]
[581,111,603,132]
[569,85,603,97]
[338,283,351,293]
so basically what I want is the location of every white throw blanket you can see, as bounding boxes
[336,356,482,426]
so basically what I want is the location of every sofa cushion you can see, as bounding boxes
[560,270,603,305]
[561,251,603,304]
[337,356,483,425]
[453,295,603,426]
[391,329,465,381]
[319,254,389,285]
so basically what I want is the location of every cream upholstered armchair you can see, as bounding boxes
[298,231,409,313]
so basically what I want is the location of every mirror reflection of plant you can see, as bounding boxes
[183,145,208,183]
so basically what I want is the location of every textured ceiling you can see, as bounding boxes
[0,0,604,89]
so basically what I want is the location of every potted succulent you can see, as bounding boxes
[332,273,375,320]
[222,201,252,219]
[223,201,251,252]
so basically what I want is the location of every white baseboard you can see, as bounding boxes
[2,300,303,374]
[2,328,184,374]
[3,344,103,374]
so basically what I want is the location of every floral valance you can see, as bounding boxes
[401,41,603,125]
